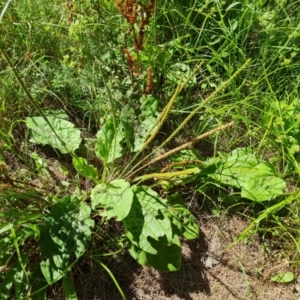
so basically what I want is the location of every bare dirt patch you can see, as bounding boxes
[130,215,297,300]
[71,215,298,300]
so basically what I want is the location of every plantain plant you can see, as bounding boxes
[0,1,288,299]
[0,46,253,299]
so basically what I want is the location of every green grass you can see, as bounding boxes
[1,0,300,298]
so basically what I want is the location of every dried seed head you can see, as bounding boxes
[145,66,153,94]
[116,0,138,25]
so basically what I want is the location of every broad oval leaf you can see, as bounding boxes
[123,185,172,254]
[240,163,286,201]
[91,179,133,221]
[271,272,294,283]
[26,116,82,154]
[207,148,286,201]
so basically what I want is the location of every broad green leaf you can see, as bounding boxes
[91,179,133,221]
[134,116,157,152]
[271,272,294,283]
[123,186,172,254]
[206,148,286,201]
[120,104,135,149]
[208,148,259,187]
[40,254,69,285]
[133,95,159,152]
[63,271,78,300]
[72,157,98,181]
[26,116,82,154]
[240,163,286,201]
[166,193,199,239]
[39,196,94,284]
[95,118,123,163]
[129,234,181,271]
[139,95,158,119]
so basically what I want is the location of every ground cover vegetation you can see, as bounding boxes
[1,0,300,298]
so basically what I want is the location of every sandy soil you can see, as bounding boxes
[69,215,299,300]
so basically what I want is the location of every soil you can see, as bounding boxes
[70,215,299,300]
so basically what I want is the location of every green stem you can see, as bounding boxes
[92,257,126,300]
[132,167,199,183]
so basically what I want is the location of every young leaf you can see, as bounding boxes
[271,272,294,283]
[95,118,123,163]
[39,196,94,284]
[26,116,82,154]
[123,185,172,255]
[91,179,133,221]
[72,157,98,181]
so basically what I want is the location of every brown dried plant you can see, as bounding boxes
[133,0,155,51]
[122,47,138,83]
[117,0,155,87]
[115,0,138,25]
[145,66,153,94]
